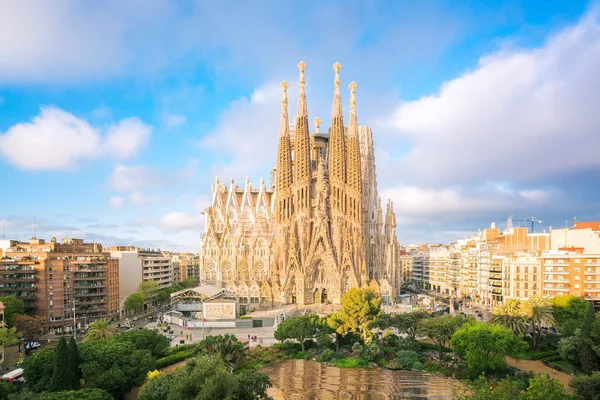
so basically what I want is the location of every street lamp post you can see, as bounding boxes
[282,291,287,320]
[72,298,77,337]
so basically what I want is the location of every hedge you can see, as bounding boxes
[156,350,195,369]
[518,350,559,360]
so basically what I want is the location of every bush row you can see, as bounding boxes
[155,350,195,369]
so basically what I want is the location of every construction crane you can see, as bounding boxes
[506,215,543,233]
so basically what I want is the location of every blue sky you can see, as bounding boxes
[1,0,600,251]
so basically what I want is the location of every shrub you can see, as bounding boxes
[295,351,309,359]
[318,349,335,362]
[330,357,369,368]
[396,350,420,370]
[351,342,363,355]
[364,342,383,362]
[382,332,400,347]
[316,332,333,350]
[386,360,403,370]
[155,350,195,369]
[518,350,559,360]
[412,361,423,370]
[397,338,422,352]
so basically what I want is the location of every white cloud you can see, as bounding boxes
[108,196,125,209]
[0,2,125,83]
[380,183,557,228]
[384,10,600,185]
[199,82,289,179]
[0,107,101,170]
[161,112,187,129]
[104,117,152,158]
[108,161,196,192]
[158,212,203,233]
[0,107,152,170]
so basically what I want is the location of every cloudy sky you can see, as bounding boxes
[1,0,599,251]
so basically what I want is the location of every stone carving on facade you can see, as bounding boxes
[198,62,402,305]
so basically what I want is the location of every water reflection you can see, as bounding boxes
[263,360,462,399]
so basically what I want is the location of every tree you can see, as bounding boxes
[578,302,599,373]
[68,337,80,389]
[125,292,145,312]
[180,277,198,288]
[0,296,25,327]
[37,388,113,400]
[52,337,73,391]
[418,315,468,358]
[79,339,155,399]
[139,281,160,298]
[520,374,577,400]
[386,310,429,341]
[15,314,46,341]
[138,355,271,400]
[197,334,245,368]
[489,299,527,335]
[23,346,55,393]
[83,319,119,342]
[325,313,346,351]
[520,296,555,351]
[274,314,319,351]
[0,326,21,348]
[337,288,382,343]
[450,322,528,374]
[114,328,169,358]
[557,331,581,363]
[570,371,600,400]
[551,295,589,326]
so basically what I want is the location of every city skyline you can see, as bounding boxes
[2,1,600,252]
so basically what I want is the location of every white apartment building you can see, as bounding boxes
[502,253,541,301]
[109,246,173,302]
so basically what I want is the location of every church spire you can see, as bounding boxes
[275,80,293,223]
[332,62,343,118]
[346,80,362,223]
[280,80,290,137]
[328,61,347,213]
[293,61,312,212]
[297,61,307,117]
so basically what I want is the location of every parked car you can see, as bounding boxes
[25,342,41,350]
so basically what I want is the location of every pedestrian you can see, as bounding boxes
[248,334,250,340]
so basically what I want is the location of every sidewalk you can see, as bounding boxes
[505,357,574,388]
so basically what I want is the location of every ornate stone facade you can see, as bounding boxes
[199,62,400,306]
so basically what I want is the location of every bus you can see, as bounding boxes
[1,368,24,383]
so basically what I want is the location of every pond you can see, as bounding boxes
[262,359,463,399]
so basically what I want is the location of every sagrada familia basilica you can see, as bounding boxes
[199,62,401,307]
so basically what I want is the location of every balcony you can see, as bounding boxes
[0,268,35,273]
[75,291,107,297]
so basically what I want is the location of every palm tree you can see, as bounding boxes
[83,319,119,342]
[490,299,527,335]
[521,296,555,350]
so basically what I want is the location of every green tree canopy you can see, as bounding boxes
[79,339,155,399]
[37,388,113,400]
[138,354,271,400]
[418,314,469,358]
[0,326,21,348]
[489,299,527,335]
[386,310,429,341]
[83,319,119,342]
[180,277,198,288]
[197,334,245,368]
[139,281,160,298]
[0,296,25,326]
[114,328,169,358]
[450,322,528,374]
[51,337,73,391]
[125,292,145,311]
[578,302,600,373]
[521,296,555,351]
[68,337,80,390]
[274,314,319,351]
[551,295,589,326]
[23,346,55,393]
[570,371,600,400]
[15,314,46,341]
[337,288,382,343]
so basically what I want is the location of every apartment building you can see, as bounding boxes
[503,253,540,301]
[540,250,600,299]
[428,245,449,295]
[1,238,119,332]
[109,246,173,302]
